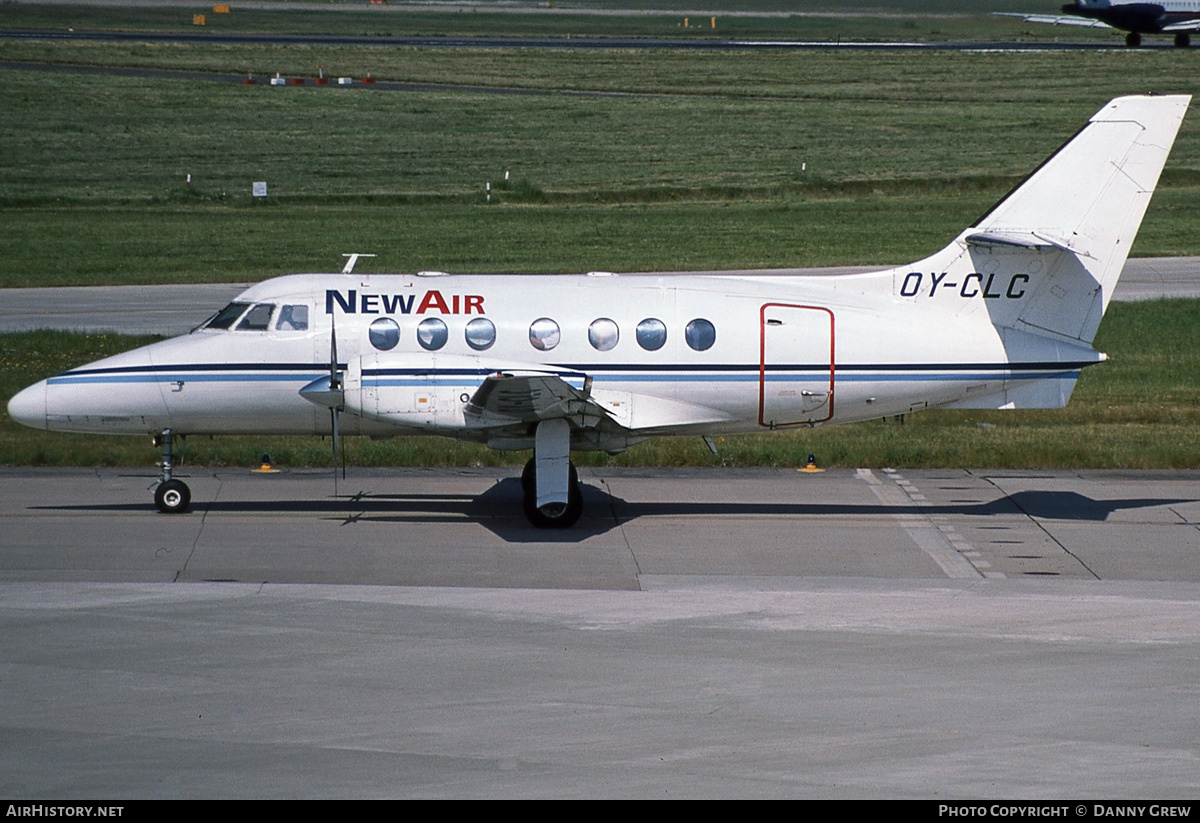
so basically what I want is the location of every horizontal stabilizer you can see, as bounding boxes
[964,231,1070,251]
[991,12,1111,29]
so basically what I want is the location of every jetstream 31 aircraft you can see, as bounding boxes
[1000,1,1200,47]
[7,95,1190,528]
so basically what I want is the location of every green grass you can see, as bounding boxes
[0,197,1004,286]
[1,63,1126,203]
[3,46,1200,286]
[4,300,1200,470]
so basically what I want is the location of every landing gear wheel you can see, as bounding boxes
[1175,33,1191,48]
[154,479,191,514]
[1126,31,1142,47]
[521,457,536,495]
[523,479,583,529]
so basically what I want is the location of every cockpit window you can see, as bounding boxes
[204,302,251,330]
[275,304,309,331]
[236,303,275,331]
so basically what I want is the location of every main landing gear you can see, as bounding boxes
[521,419,583,529]
[153,429,191,514]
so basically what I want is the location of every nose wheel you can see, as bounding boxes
[152,428,191,514]
[154,479,191,514]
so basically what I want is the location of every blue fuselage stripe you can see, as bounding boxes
[50,362,1086,387]
[49,373,325,385]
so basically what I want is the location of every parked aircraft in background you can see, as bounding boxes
[7,95,1190,527]
[999,1,1200,47]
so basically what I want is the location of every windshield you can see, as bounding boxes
[203,302,251,330]
[236,303,275,331]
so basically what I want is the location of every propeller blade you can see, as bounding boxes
[329,318,344,490]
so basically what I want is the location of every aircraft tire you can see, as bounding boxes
[1126,31,1142,47]
[1175,33,1191,48]
[154,479,191,514]
[523,481,583,529]
[521,457,536,495]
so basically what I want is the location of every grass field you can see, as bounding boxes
[2,6,1199,468]
[2,45,1200,285]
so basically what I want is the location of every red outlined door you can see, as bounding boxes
[759,303,835,427]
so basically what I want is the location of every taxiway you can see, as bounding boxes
[2,466,1199,797]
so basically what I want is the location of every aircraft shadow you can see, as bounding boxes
[28,480,1196,544]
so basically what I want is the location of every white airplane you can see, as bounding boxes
[6,94,1190,528]
[999,1,1200,47]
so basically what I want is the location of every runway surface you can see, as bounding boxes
[1,257,1195,335]
[3,466,1199,797]
[0,28,1154,52]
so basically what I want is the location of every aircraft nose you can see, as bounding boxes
[7,381,47,430]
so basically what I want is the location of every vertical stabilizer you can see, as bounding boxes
[963,94,1189,344]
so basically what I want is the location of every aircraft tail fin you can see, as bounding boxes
[959,94,1189,345]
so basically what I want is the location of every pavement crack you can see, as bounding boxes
[981,475,1101,580]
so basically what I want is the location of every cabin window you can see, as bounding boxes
[275,304,309,331]
[368,318,400,351]
[636,318,667,351]
[685,318,716,351]
[205,302,251,330]
[529,318,561,351]
[417,318,448,351]
[236,303,275,331]
[588,318,619,352]
[465,318,496,351]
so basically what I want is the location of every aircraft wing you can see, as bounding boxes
[992,12,1112,29]
[464,371,734,433]
[1162,19,1200,31]
[465,371,612,427]
[338,353,734,436]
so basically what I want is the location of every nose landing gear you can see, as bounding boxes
[152,429,191,514]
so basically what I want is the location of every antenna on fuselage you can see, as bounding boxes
[341,253,376,275]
